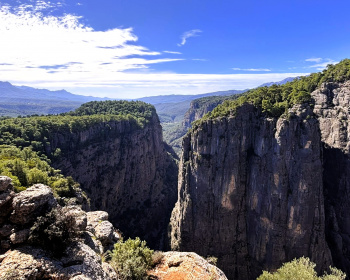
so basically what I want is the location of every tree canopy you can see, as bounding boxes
[194,59,350,125]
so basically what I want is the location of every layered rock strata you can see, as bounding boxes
[170,80,350,279]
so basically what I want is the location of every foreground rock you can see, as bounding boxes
[148,252,228,280]
[0,177,119,279]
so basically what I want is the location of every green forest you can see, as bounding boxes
[196,58,350,124]
[0,101,156,197]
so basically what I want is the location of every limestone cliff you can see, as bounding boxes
[170,81,350,279]
[48,113,178,249]
[312,81,350,275]
[182,98,226,128]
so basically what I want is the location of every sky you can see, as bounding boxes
[0,0,349,99]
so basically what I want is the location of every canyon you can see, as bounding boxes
[170,81,350,279]
[1,63,350,279]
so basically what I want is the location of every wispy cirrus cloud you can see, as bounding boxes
[178,29,202,46]
[163,51,182,54]
[232,68,271,72]
[305,57,322,63]
[305,58,338,70]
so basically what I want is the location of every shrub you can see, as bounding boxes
[110,237,153,280]
[152,251,164,266]
[28,206,83,257]
[206,256,218,266]
[257,257,346,280]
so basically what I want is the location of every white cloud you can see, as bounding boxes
[305,58,322,63]
[0,2,183,94]
[178,29,202,46]
[0,2,310,99]
[305,58,338,71]
[163,51,182,54]
[232,68,271,72]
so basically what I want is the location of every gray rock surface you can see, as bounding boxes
[312,81,350,275]
[0,244,115,280]
[50,114,178,249]
[0,179,121,279]
[0,177,15,224]
[10,184,56,225]
[0,176,12,192]
[170,97,344,279]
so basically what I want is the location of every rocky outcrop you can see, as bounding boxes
[49,113,178,249]
[312,81,350,275]
[170,97,344,278]
[0,177,120,279]
[10,184,57,225]
[183,97,227,128]
[148,251,228,280]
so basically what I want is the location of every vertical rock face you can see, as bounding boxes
[183,99,225,128]
[50,114,178,249]
[170,104,333,279]
[312,81,350,275]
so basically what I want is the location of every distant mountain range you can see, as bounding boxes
[136,89,247,104]
[259,77,298,87]
[0,82,246,117]
[0,77,296,117]
[0,81,110,117]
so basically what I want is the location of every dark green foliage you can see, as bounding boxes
[162,123,188,156]
[0,145,80,197]
[0,100,154,198]
[257,257,346,280]
[0,101,156,158]
[68,100,156,121]
[197,59,350,123]
[29,207,83,257]
[155,100,191,123]
[110,237,154,280]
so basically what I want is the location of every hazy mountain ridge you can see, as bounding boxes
[0,81,111,117]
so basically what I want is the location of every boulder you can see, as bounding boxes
[62,205,87,233]
[61,242,113,279]
[148,251,228,280]
[0,224,13,238]
[0,176,12,192]
[94,221,114,246]
[9,229,30,245]
[0,177,15,224]
[0,246,65,279]
[10,184,57,225]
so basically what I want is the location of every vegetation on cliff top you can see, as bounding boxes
[257,257,346,280]
[0,145,82,198]
[68,100,156,121]
[194,59,350,125]
[0,100,156,157]
[110,237,154,280]
[0,100,155,196]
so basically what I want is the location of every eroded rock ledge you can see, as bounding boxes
[0,176,119,280]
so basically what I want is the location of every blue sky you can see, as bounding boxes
[0,0,349,98]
